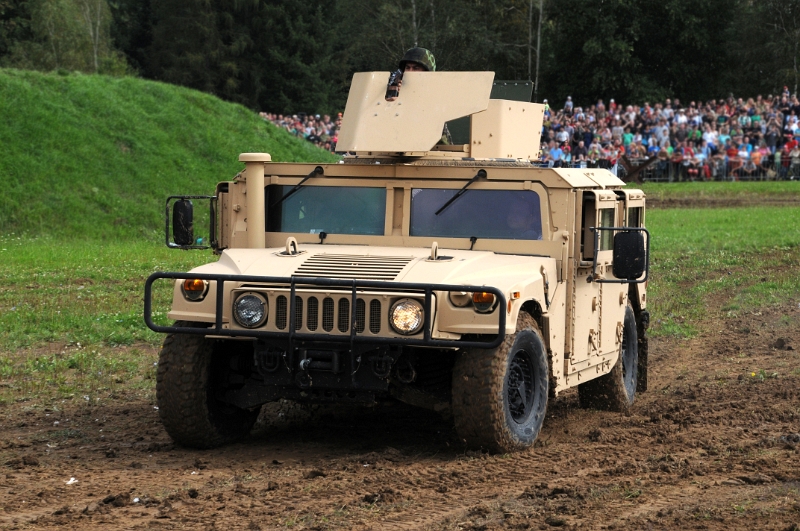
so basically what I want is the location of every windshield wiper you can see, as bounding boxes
[434,169,487,216]
[270,166,324,208]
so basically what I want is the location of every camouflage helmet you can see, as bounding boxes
[399,47,436,72]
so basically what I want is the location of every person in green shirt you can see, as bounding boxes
[623,126,634,147]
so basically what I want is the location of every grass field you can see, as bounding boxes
[2,183,799,404]
[646,203,800,337]
[639,180,800,201]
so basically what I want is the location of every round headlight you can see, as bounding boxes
[389,298,424,335]
[233,293,268,328]
[181,278,209,301]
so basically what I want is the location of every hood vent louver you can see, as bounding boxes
[294,254,414,280]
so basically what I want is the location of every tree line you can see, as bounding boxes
[1,0,798,114]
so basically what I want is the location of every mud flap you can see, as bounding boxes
[636,309,649,392]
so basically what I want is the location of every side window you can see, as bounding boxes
[626,206,642,228]
[581,192,617,261]
[598,208,615,250]
[580,194,595,261]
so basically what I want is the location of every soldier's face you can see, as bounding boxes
[404,63,425,72]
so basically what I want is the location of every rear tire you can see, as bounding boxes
[156,322,258,448]
[578,303,638,412]
[452,313,549,453]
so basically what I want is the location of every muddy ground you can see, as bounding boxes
[2,198,800,530]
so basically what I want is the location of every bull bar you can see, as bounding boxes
[144,273,507,350]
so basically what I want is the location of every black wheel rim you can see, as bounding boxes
[506,349,535,423]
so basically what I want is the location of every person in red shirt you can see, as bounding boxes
[724,138,741,179]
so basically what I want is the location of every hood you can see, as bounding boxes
[191,244,553,292]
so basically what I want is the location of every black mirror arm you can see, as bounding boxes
[589,226,650,284]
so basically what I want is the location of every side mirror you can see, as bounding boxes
[172,199,194,246]
[612,231,647,280]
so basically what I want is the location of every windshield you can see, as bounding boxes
[266,185,386,235]
[411,189,542,240]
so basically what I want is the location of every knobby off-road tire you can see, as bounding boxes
[156,322,258,448]
[578,302,638,412]
[452,312,549,453]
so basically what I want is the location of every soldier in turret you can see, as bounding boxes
[386,47,436,101]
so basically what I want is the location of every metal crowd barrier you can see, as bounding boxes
[533,157,799,181]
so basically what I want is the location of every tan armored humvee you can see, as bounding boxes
[145,71,650,453]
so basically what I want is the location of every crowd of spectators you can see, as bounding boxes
[259,112,342,153]
[540,88,800,180]
[261,87,800,180]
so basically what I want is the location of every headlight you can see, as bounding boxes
[233,293,268,328]
[181,279,209,301]
[448,291,472,307]
[472,291,496,313]
[389,298,424,335]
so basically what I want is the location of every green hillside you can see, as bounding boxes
[0,68,338,240]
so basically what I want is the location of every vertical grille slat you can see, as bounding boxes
[307,297,318,331]
[276,296,287,330]
[294,296,303,330]
[355,299,366,333]
[322,297,334,332]
[369,300,381,334]
[338,298,350,333]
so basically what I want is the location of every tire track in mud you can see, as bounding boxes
[373,452,552,529]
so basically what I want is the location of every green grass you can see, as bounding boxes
[645,202,800,338]
[639,181,800,202]
[0,68,338,240]
[0,237,209,403]
[0,236,209,352]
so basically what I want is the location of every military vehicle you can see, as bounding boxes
[144,71,650,453]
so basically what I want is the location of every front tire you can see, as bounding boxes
[578,302,638,412]
[156,322,259,448]
[452,313,549,453]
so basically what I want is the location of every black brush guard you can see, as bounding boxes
[144,273,507,350]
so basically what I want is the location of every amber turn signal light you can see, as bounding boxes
[472,292,496,313]
[183,279,205,292]
[472,292,493,304]
[181,279,209,301]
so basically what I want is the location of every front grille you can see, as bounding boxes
[233,289,425,338]
[256,293,386,335]
[294,254,414,280]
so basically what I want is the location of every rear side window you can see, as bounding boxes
[627,206,642,227]
[598,208,615,250]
